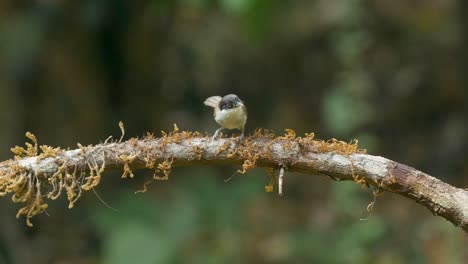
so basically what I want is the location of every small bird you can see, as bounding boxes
[204,94,247,139]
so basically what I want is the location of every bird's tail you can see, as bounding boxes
[204,96,222,108]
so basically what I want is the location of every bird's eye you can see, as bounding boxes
[227,103,232,108]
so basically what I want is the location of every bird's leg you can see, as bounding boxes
[238,126,245,140]
[212,127,223,139]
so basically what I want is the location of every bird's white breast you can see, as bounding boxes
[215,107,246,130]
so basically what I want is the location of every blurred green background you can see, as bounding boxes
[0,0,467,263]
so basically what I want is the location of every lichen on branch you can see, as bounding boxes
[0,125,467,233]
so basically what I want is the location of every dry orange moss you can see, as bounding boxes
[121,153,138,178]
[2,132,70,226]
[154,158,173,181]
[264,168,276,193]
[1,131,110,226]
[1,124,368,226]
[238,128,368,190]
[192,146,203,160]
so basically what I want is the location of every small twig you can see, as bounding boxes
[103,136,113,144]
[224,170,239,182]
[118,121,125,143]
[278,165,286,196]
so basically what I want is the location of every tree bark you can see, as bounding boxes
[1,132,467,231]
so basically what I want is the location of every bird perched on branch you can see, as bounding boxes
[204,94,247,139]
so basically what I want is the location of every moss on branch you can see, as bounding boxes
[1,124,467,233]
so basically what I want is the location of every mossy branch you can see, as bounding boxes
[0,127,467,232]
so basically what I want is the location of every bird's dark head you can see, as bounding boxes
[219,94,244,110]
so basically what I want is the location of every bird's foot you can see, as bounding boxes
[212,128,223,140]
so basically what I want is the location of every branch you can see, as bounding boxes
[1,129,467,232]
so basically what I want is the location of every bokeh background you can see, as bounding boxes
[0,0,467,263]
